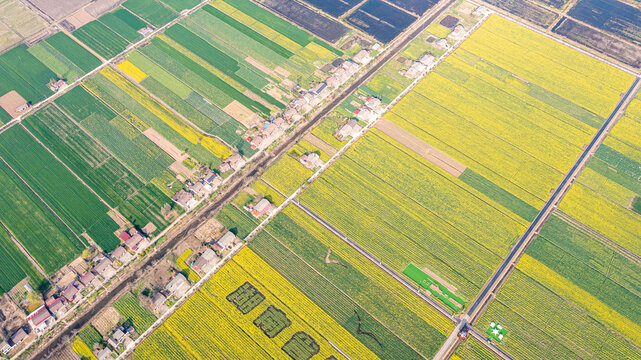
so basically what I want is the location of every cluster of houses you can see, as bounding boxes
[402,53,436,79]
[87,323,135,360]
[433,15,468,51]
[333,95,385,142]
[279,49,373,130]
[151,231,239,315]
[0,228,151,356]
[248,118,289,150]
[172,167,225,210]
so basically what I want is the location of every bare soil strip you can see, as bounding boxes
[142,128,186,161]
[374,118,466,177]
[303,133,338,156]
[0,90,27,118]
[245,56,277,77]
[223,100,261,128]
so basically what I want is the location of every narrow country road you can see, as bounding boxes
[30,0,458,358]
[433,76,641,360]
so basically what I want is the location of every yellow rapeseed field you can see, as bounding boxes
[518,254,641,346]
[461,15,634,117]
[560,183,641,256]
[116,60,148,82]
[101,67,232,159]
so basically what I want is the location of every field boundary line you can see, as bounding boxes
[256,189,432,359]
[0,220,48,277]
[109,63,237,152]
[433,76,641,359]
[51,102,148,186]
[554,210,641,267]
[0,155,88,248]
[19,123,118,215]
[466,0,639,77]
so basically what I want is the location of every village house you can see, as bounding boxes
[219,154,246,174]
[189,181,206,197]
[119,230,131,242]
[96,348,112,360]
[404,61,427,78]
[299,153,323,170]
[93,258,117,280]
[336,119,362,141]
[249,198,272,218]
[434,38,449,50]
[310,82,327,96]
[448,25,466,41]
[60,283,80,303]
[473,5,491,17]
[111,246,133,265]
[343,60,360,76]
[27,306,53,334]
[79,271,99,288]
[10,329,27,348]
[165,274,190,298]
[354,107,377,122]
[1,340,11,355]
[46,297,66,318]
[364,96,383,112]
[137,26,154,36]
[353,49,372,65]
[48,79,67,92]
[191,248,220,274]
[326,76,339,88]
[152,292,168,314]
[213,230,236,253]
[15,102,29,113]
[419,53,435,65]
[203,171,223,191]
[172,189,198,210]
[107,326,133,349]
[333,67,349,83]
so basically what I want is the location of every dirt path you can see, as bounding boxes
[374,118,466,177]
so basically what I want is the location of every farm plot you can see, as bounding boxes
[299,14,633,313]
[479,0,557,27]
[453,337,499,360]
[23,104,176,233]
[299,131,522,302]
[253,0,350,43]
[249,205,453,359]
[122,0,178,27]
[347,0,418,44]
[97,8,147,43]
[135,247,377,360]
[567,0,641,46]
[114,292,157,332]
[0,45,56,104]
[0,125,120,251]
[552,18,641,69]
[55,85,175,184]
[474,41,641,359]
[0,228,43,294]
[44,32,102,73]
[298,0,361,18]
[87,67,231,165]
[72,20,130,59]
[0,159,85,274]
[0,0,48,53]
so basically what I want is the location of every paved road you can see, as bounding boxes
[30,1,459,358]
[433,76,641,360]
